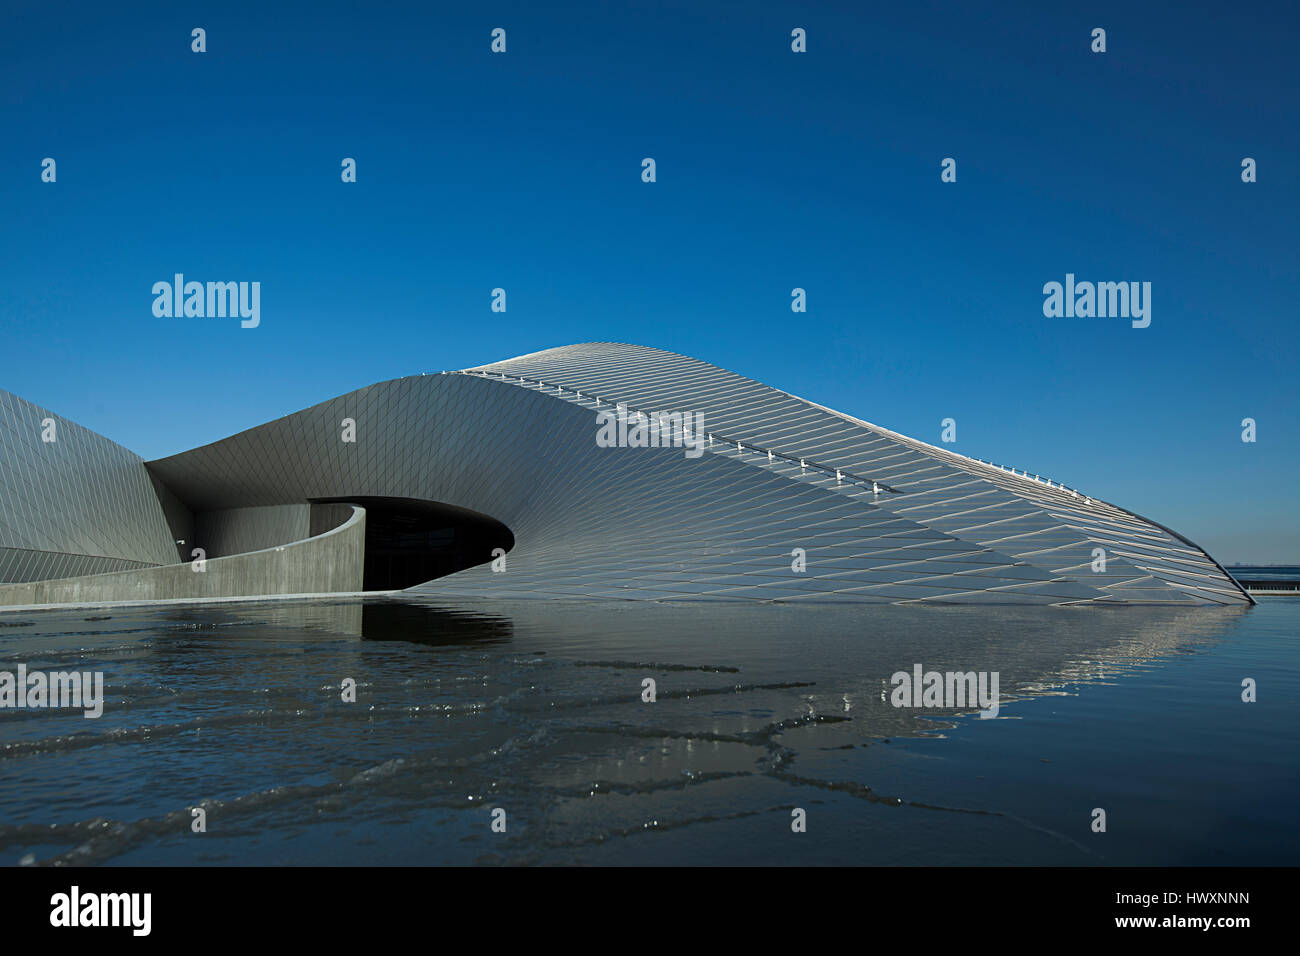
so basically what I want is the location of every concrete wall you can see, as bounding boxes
[0,506,365,608]
[194,504,312,558]
[310,502,355,537]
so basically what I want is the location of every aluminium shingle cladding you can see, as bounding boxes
[143,342,1250,606]
[0,389,181,583]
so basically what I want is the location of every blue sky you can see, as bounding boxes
[2,0,1296,562]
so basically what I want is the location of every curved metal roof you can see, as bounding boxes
[142,342,1250,605]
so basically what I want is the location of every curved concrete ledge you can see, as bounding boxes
[0,506,365,608]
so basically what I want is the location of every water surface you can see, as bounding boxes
[1,597,1296,865]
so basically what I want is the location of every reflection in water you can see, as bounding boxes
[360,601,513,647]
[0,595,1292,867]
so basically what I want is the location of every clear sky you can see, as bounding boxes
[3,1,1296,563]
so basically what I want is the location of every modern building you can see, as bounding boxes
[0,342,1252,607]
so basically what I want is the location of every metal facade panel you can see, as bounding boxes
[0,389,182,577]
[1,344,1250,605]
[141,344,1249,606]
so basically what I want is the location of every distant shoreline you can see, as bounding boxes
[1226,566,1300,595]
